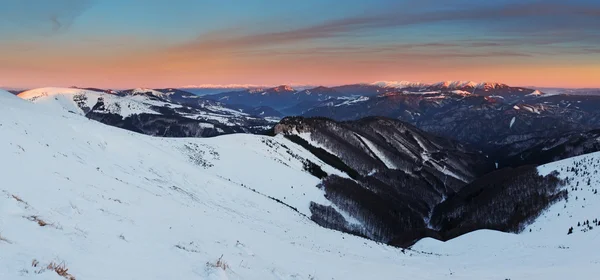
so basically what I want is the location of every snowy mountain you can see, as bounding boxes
[17,87,280,137]
[496,129,600,168]
[366,81,534,98]
[206,85,341,111]
[302,89,600,160]
[534,87,600,96]
[371,81,429,89]
[203,81,544,119]
[332,84,397,97]
[178,84,272,96]
[2,88,599,279]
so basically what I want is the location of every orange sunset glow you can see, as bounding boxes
[1,0,599,89]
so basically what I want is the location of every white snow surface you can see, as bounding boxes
[450,90,472,95]
[1,89,599,279]
[17,87,276,127]
[526,89,544,96]
[130,88,171,98]
[355,134,397,169]
[18,87,159,117]
[413,151,600,279]
[334,96,370,107]
[371,81,508,90]
[371,81,427,89]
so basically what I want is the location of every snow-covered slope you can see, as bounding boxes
[18,87,158,117]
[0,90,384,279]
[414,151,600,279]
[18,87,278,136]
[1,89,599,279]
[371,80,519,92]
[371,81,428,89]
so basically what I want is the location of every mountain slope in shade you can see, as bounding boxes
[534,87,600,96]
[371,80,531,96]
[1,89,599,279]
[496,129,600,168]
[302,90,600,158]
[7,90,23,95]
[207,85,349,111]
[274,117,491,183]
[273,117,506,246]
[415,151,600,279]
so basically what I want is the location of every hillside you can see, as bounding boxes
[414,151,600,279]
[1,89,599,279]
[18,87,278,137]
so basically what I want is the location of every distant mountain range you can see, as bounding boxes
[9,82,600,166]
[532,87,600,96]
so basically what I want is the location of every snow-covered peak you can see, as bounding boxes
[17,87,160,117]
[433,81,479,89]
[16,87,278,130]
[372,80,511,90]
[248,85,296,95]
[371,81,427,89]
[476,82,510,90]
[126,88,171,98]
[271,85,295,92]
[526,89,544,96]
[432,81,509,89]
[451,90,472,96]
[17,87,104,100]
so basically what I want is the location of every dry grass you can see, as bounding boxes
[47,261,76,280]
[0,233,11,244]
[10,194,30,208]
[26,216,51,227]
[207,255,229,271]
[12,194,25,203]
[31,259,43,274]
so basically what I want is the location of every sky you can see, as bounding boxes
[0,0,599,89]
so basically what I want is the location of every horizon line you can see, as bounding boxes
[3,81,600,91]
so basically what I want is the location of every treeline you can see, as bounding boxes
[311,175,429,243]
[276,117,569,248]
[430,165,566,235]
[309,164,567,247]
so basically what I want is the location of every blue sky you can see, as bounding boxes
[0,0,598,88]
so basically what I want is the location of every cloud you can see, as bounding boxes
[171,1,600,55]
[229,44,533,60]
[0,0,94,35]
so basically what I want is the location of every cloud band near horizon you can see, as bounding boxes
[0,0,599,88]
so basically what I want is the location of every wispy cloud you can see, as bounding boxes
[171,1,600,55]
[0,0,94,35]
